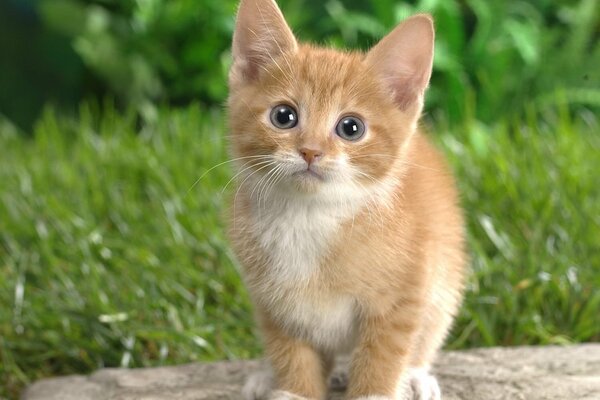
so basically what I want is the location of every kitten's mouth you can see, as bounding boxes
[294,168,324,181]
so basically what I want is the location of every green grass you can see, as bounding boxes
[1,103,599,399]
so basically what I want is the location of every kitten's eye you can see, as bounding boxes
[335,116,365,141]
[270,105,298,129]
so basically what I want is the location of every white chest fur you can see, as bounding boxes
[253,195,339,282]
[281,292,358,350]
[249,194,358,350]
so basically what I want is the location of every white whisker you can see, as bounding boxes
[233,161,277,222]
[259,164,285,210]
[186,155,271,195]
[353,153,440,172]
[222,159,275,194]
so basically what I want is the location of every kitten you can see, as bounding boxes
[226,0,466,399]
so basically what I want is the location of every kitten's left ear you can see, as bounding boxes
[366,14,434,114]
[230,0,298,86]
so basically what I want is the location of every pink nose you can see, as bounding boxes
[299,148,323,165]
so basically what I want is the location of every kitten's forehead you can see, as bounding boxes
[267,45,374,108]
[297,46,364,91]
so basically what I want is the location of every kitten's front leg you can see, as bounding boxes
[346,307,420,400]
[259,313,328,400]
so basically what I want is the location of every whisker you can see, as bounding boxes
[222,159,275,194]
[249,163,280,221]
[233,161,277,220]
[186,155,271,195]
[259,164,284,210]
[352,154,441,172]
[354,137,400,150]
[250,163,278,201]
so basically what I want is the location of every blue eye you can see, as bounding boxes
[270,105,298,129]
[336,116,365,141]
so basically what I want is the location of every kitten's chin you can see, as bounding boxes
[290,170,325,193]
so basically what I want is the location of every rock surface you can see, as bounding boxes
[22,345,600,400]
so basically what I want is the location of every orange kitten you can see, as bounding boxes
[226,0,466,399]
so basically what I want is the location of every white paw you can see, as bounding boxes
[268,390,310,400]
[352,396,393,400]
[408,368,441,400]
[242,369,273,400]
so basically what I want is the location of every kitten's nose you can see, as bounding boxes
[299,147,323,166]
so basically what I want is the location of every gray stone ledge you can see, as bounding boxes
[22,344,600,400]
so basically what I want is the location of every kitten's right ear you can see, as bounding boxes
[230,0,297,86]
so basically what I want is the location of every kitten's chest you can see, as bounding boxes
[279,291,358,350]
[250,201,358,348]
[252,200,342,282]
[243,199,359,349]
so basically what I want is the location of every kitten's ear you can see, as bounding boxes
[366,14,434,113]
[230,0,297,86]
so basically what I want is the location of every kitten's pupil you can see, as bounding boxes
[336,116,365,141]
[276,109,294,124]
[270,105,298,129]
[342,119,358,134]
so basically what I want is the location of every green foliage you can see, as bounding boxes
[322,0,600,123]
[1,104,599,399]
[37,0,237,114]
[439,104,600,347]
[30,0,600,124]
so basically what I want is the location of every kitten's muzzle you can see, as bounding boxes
[295,168,324,180]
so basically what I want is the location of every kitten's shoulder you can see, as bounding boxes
[408,128,456,181]
[401,129,461,215]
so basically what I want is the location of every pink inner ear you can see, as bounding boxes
[365,14,434,110]
[230,0,298,84]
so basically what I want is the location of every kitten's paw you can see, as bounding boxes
[351,396,393,400]
[268,390,311,400]
[242,369,273,400]
[408,368,441,400]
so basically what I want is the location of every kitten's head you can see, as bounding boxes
[227,0,434,201]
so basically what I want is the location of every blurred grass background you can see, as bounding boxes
[0,0,599,399]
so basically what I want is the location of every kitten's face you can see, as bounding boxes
[229,47,409,198]
[228,0,434,201]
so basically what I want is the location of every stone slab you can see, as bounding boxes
[21,345,600,400]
